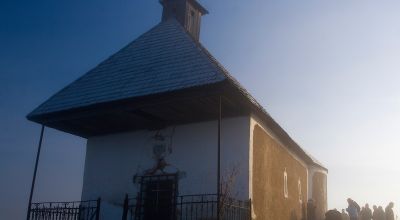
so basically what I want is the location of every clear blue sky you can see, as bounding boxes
[1,0,400,219]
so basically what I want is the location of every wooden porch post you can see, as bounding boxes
[217,96,221,220]
[26,125,45,220]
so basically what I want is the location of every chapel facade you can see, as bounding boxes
[27,1,328,219]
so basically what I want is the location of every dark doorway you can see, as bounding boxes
[138,174,178,220]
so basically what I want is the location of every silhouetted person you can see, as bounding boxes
[372,205,379,220]
[342,209,350,220]
[325,209,342,220]
[363,204,372,220]
[307,199,316,220]
[347,198,359,220]
[354,200,361,214]
[385,202,395,220]
[361,206,367,220]
[377,206,386,220]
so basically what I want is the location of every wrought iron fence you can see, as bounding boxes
[122,193,251,220]
[28,198,101,220]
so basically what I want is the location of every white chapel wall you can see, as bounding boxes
[81,116,250,219]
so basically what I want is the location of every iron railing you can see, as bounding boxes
[28,198,101,220]
[122,194,251,220]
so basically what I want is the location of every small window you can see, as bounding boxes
[189,10,196,32]
[298,179,302,203]
[284,168,288,198]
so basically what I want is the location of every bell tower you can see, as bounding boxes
[160,0,208,41]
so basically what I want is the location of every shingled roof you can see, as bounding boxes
[27,18,326,171]
[28,19,226,118]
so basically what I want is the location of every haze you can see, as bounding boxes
[1,0,399,219]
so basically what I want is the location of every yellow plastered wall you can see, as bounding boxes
[252,125,308,220]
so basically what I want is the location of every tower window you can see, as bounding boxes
[189,10,196,33]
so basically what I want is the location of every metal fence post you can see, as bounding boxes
[249,199,252,220]
[122,194,129,220]
[96,197,101,220]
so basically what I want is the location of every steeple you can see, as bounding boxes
[160,0,208,41]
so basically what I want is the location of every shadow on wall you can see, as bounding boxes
[290,207,308,220]
[290,210,298,220]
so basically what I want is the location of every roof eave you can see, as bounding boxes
[189,0,209,15]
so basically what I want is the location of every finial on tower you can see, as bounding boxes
[160,0,208,41]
